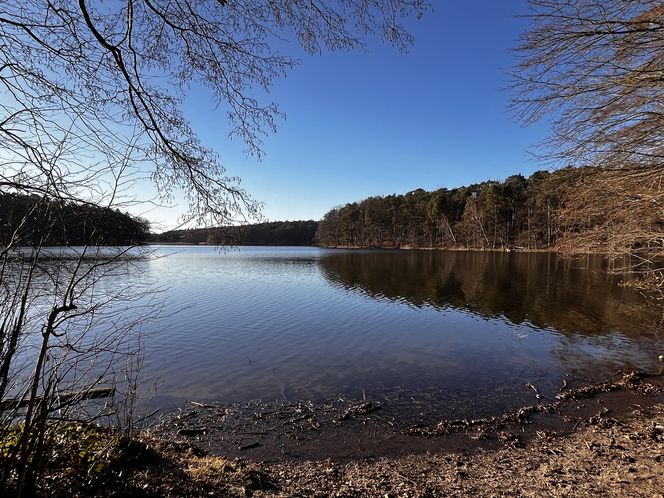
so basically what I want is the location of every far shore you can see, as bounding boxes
[317,244,559,253]
[146,242,608,255]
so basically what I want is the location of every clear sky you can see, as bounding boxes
[143,0,552,230]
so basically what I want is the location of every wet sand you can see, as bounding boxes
[152,371,664,465]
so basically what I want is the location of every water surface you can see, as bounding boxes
[133,246,662,418]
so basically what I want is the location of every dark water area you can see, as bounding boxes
[134,246,662,420]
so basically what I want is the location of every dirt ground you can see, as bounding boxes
[259,402,664,497]
[102,370,664,497]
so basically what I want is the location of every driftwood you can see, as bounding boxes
[177,427,208,436]
[0,387,115,410]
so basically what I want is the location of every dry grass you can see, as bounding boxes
[185,456,233,481]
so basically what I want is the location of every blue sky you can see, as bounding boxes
[146,0,552,229]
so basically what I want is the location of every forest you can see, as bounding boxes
[5,164,660,259]
[0,192,150,246]
[315,169,575,249]
[151,220,319,246]
[0,193,318,247]
[315,166,662,255]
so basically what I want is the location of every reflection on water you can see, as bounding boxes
[134,246,663,419]
[319,250,662,337]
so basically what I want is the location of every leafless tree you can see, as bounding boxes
[512,0,663,169]
[0,122,167,493]
[1,1,428,494]
[2,0,428,228]
[512,0,664,292]
[555,166,664,294]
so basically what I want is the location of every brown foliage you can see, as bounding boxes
[513,0,664,293]
[556,167,664,294]
[557,167,664,256]
[512,0,664,169]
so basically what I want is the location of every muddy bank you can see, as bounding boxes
[261,401,664,497]
[81,400,664,496]
[151,371,664,464]
[32,371,664,497]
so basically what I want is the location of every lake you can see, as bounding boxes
[124,246,663,419]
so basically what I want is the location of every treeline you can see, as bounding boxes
[151,220,318,246]
[316,168,587,250]
[0,192,150,246]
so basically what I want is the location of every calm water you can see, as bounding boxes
[128,246,662,418]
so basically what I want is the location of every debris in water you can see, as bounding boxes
[338,401,381,421]
[527,383,542,400]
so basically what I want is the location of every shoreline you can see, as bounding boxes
[10,242,639,257]
[151,370,664,464]
[147,242,623,257]
[318,244,558,253]
[33,370,664,496]
[316,245,653,257]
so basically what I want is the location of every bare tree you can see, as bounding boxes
[1,1,429,494]
[0,123,166,494]
[512,0,664,169]
[512,0,664,292]
[555,166,664,294]
[1,0,428,227]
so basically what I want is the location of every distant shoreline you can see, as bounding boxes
[146,242,620,256]
[314,245,612,255]
[6,243,623,257]
[146,242,314,247]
